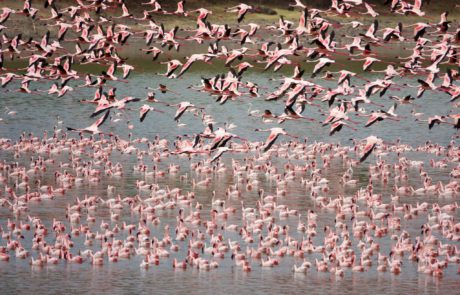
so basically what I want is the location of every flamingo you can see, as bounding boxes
[363,110,398,127]
[311,58,335,78]
[114,3,133,19]
[329,120,357,136]
[161,26,180,51]
[415,115,446,130]
[160,60,183,78]
[67,111,111,136]
[359,135,383,162]
[173,102,203,121]
[360,20,379,41]
[255,128,298,152]
[226,3,252,23]
[208,147,230,163]
[139,105,164,122]
[401,0,425,16]
[289,0,307,9]
[141,46,163,61]
[0,8,15,25]
[361,2,379,18]
[90,96,141,118]
[169,1,189,16]
[176,54,216,78]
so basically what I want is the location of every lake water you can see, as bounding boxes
[0,62,459,294]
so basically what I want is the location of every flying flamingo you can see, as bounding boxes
[311,58,335,78]
[289,0,307,9]
[114,3,133,19]
[359,135,383,162]
[90,96,141,118]
[176,54,216,78]
[209,147,231,163]
[226,3,253,23]
[329,120,357,136]
[415,115,447,130]
[169,1,189,16]
[360,20,379,42]
[173,102,203,121]
[159,60,183,78]
[361,2,379,18]
[0,8,15,25]
[255,128,298,152]
[362,109,399,127]
[67,111,111,136]
[139,105,164,122]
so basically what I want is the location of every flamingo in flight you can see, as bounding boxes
[67,111,111,136]
[359,135,383,163]
[173,102,203,122]
[226,4,253,23]
[255,128,298,152]
[159,60,183,78]
[90,96,141,118]
[176,54,216,78]
[362,109,399,128]
[329,120,357,136]
[416,115,447,130]
[311,58,335,78]
[139,105,164,122]
[289,0,307,9]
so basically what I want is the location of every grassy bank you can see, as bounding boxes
[1,0,459,36]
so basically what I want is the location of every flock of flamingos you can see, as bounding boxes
[0,0,459,280]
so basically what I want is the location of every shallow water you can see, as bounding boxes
[0,65,459,295]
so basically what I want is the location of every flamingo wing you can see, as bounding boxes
[329,121,343,136]
[174,104,189,121]
[139,105,151,122]
[177,59,194,78]
[107,62,117,76]
[210,147,229,163]
[237,8,249,23]
[360,142,376,163]
[263,132,280,152]
[365,114,381,127]
[91,110,110,128]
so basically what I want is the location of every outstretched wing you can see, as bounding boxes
[92,110,110,128]
[360,142,376,162]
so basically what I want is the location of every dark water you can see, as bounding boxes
[0,68,458,294]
